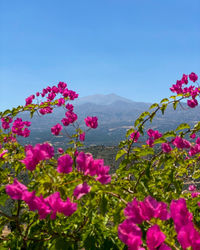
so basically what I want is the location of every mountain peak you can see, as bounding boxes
[76,93,134,106]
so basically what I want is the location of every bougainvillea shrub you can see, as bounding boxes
[0,73,200,249]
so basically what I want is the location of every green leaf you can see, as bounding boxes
[100,194,108,216]
[116,149,127,161]
[160,104,168,115]
[126,128,134,137]
[133,147,154,157]
[170,95,176,100]
[193,170,200,179]
[173,101,178,110]
[2,109,11,117]
[149,103,159,110]
[149,112,156,122]
[160,98,169,104]
[134,117,144,127]
[139,111,150,119]
[176,123,190,131]
[194,122,200,131]
[162,131,176,138]
[0,193,8,206]
[153,137,166,144]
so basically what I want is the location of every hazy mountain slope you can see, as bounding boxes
[17,94,200,147]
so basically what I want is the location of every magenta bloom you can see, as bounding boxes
[76,152,111,184]
[189,72,198,82]
[146,225,166,250]
[58,147,64,154]
[187,99,198,108]
[172,136,191,149]
[130,131,140,142]
[118,219,142,249]
[25,95,35,106]
[66,103,74,111]
[1,117,12,130]
[73,182,91,200]
[177,222,200,249]
[6,179,27,200]
[57,154,73,173]
[0,149,8,159]
[79,132,85,141]
[170,198,193,233]
[188,184,196,191]
[11,118,31,137]
[21,143,54,171]
[58,197,77,216]
[161,143,172,153]
[84,116,98,129]
[124,198,145,224]
[190,133,196,139]
[51,123,62,136]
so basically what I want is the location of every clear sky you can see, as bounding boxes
[0,0,199,110]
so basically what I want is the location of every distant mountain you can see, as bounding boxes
[74,93,135,105]
[18,94,200,148]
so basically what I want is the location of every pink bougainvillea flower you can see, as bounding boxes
[146,138,154,147]
[181,74,188,84]
[58,81,67,90]
[84,116,98,129]
[21,143,54,171]
[140,196,170,221]
[11,118,31,137]
[177,222,200,249]
[161,143,172,153]
[124,198,145,224]
[66,103,74,111]
[57,98,65,106]
[1,117,13,130]
[25,94,35,106]
[58,197,77,217]
[76,152,111,184]
[170,198,193,233]
[118,219,143,249]
[188,184,196,191]
[6,179,27,200]
[79,132,85,141]
[146,225,166,250]
[58,147,64,154]
[187,99,198,108]
[189,72,198,82]
[73,182,91,200]
[130,131,140,142]
[0,149,8,159]
[190,133,196,139]
[172,136,191,149]
[191,192,200,198]
[51,123,62,136]
[57,154,73,174]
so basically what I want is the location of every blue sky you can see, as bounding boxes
[0,0,199,110]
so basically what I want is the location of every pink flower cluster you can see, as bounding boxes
[170,198,200,249]
[170,73,199,108]
[1,117,13,129]
[130,131,140,143]
[25,95,35,106]
[76,152,111,184]
[119,196,200,249]
[84,116,98,129]
[61,107,77,126]
[51,123,63,136]
[21,142,54,171]
[146,129,162,147]
[0,149,8,159]
[73,182,91,200]
[6,179,77,220]
[11,118,31,137]
[118,196,170,249]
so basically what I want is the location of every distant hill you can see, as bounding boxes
[18,94,200,148]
